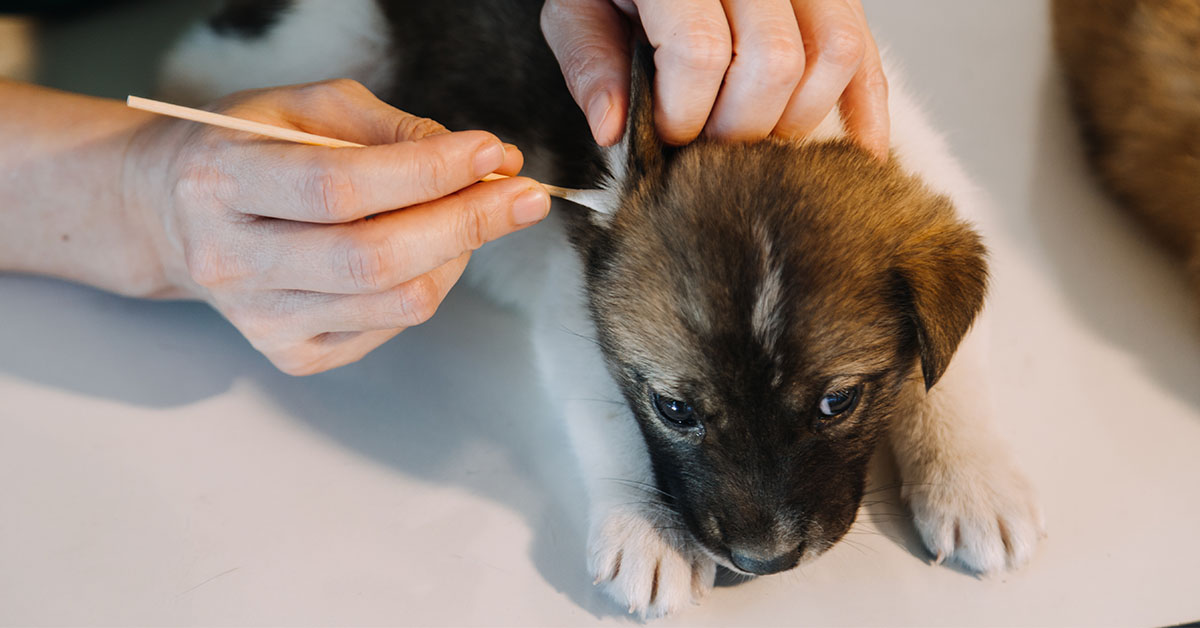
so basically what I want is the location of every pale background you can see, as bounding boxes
[2,1,1198,625]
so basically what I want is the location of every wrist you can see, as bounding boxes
[0,83,186,298]
[119,115,197,299]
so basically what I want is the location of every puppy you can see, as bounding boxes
[1054,0,1200,305]
[162,0,1044,617]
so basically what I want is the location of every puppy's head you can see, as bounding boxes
[572,49,987,575]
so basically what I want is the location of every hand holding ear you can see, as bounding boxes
[124,80,549,375]
[541,0,889,159]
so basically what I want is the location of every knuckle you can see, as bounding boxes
[172,163,222,207]
[414,150,451,199]
[392,114,446,142]
[747,33,805,85]
[395,276,441,325]
[670,24,733,74]
[458,207,492,252]
[819,25,866,70]
[860,64,889,96]
[304,162,358,221]
[339,237,392,292]
[563,39,616,88]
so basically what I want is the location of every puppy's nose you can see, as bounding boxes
[729,545,801,575]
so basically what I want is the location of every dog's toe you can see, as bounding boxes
[588,505,715,618]
[905,458,1043,575]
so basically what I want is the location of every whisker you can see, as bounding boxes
[604,477,676,500]
[555,325,603,348]
[563,397,625,406]
[836,537,874,556]
[845,528,908,546]
[612,500,684,522]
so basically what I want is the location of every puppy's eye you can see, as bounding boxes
[652,392,699,429]
[817,386,861,420]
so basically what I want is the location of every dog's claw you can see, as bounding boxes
[588,504,716,618]
[906,451,1043,574]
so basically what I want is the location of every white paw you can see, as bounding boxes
[588,504,716,619]
[904,456,1045,575]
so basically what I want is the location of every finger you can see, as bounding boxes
[215,128,511,223]
[251,176,549,293]
[541,0,632,146]
[774,0,866,139]
[837,0,889,159]
[247,251,467,375]
[497,143,525,176]
[636,0,733,145]
[316,328,403,372]
[267,328,401,376]
[704,0,805,142]
[300,253,470,334]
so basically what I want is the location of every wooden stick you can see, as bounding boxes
[128,95,364,148]
[125,95,606,212]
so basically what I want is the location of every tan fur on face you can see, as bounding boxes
[1054,0,1200,304]
[589,138,987,399]
[573,127,990,565]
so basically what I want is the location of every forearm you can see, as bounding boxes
[0,80,170,297]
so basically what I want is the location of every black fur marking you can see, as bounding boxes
[209,0,294,39]
[377,0,607,192]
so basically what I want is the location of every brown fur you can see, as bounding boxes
[1054,0,1200,302]
[170,0,1028,607]
[569,48,989,564]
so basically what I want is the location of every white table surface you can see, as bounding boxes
[2,1,1199,625]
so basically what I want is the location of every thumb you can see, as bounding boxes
[266,78,449,144]
[541,0,631,146]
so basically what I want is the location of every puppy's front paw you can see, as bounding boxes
[905,456,1045,575]
[588,504,716,619]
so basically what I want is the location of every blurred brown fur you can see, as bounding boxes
[1053,0,1200,303]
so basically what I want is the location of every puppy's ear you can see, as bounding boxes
[625,43,666,179]
[894,209,989,390]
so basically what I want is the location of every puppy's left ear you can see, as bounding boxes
[894,209,989,391]
[622,42,667,180]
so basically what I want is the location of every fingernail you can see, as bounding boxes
[512,186,550,225]
[473,141,505,178]
[587,91,615,145]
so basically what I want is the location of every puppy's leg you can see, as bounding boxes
[890,318,1045,573]
[529,238,715,619]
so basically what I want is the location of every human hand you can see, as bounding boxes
[541,0,889,158]
[124,79,549,375]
